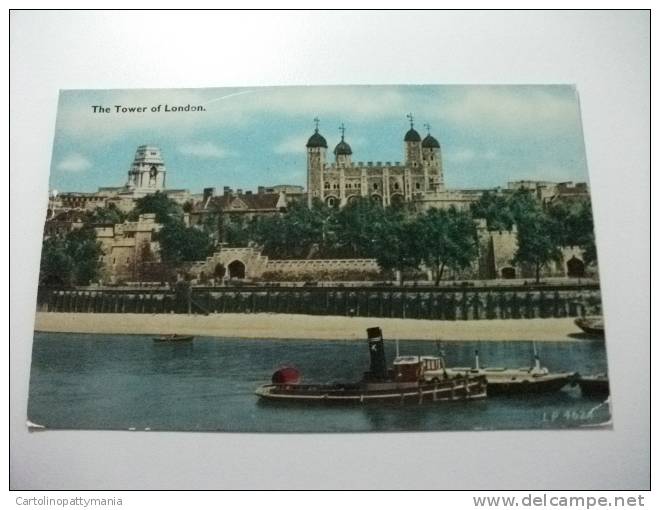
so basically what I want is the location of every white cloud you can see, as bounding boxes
[56,153,92,172]
[433,87,580,134]
[177,142,229,159]
[445,148,499,163]
[273,134,308,155]
[54,85,582,150]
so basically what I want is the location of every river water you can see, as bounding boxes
[28,332,611,432]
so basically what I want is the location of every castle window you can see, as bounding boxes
[324,182,330,189]
[416,182,421,190]
[394,182,400,190]
[373,183,378,190]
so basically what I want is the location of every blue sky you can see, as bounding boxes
[49,85,589,193]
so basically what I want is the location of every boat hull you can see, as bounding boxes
[153,335,194,343]
[486,374,574,396]
[426,368,576,396]
[574,317,605,338]
[255,377,487,404]
[577,377,610,397]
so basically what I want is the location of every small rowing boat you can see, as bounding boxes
[153,334,194,343]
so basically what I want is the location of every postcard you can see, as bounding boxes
[28,85,610,432]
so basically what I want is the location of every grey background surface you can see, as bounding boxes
[10,11,650,489]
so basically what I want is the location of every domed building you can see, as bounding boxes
[306,115,446,208]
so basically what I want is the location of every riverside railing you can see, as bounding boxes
[36,284,602,320]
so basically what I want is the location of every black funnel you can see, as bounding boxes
[366,327,388,380]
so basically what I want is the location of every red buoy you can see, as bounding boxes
[272,366,301,385]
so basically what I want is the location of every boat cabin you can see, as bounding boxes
[393,356,444,382]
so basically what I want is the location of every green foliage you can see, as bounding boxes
[470,191,515,231]
[39,238,73,286]
[547,199,597,266]
[251,200,335,259]
[513,209,563,283]
[416,207,479,285]
[370,207,422,282]
[507,189,541,225]
[129,191,182,224]
[333,198,387,258]
[158,222,215,264]
[84,204,127,225]
[39,228,102,286]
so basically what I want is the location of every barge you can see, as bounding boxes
[422,348,576,396]
[574,316,605,338]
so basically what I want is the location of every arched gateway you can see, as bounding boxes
[228,260,246,279]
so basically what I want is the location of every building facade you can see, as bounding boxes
[95,213,162,284]
[306,118,445,208]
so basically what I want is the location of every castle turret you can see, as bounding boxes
[306,118,327,207]
[422,125,444,192]
[126,145,166,194]
[333,123,352,167]
[404,113,422,168]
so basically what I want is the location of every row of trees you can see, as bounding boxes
[40,189,597,286]
[196,190,595,284]
[470,190,596,281]
[39,228,103,286]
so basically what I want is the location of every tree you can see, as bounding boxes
[158,222,214,264]
[334,197,387,258]
[470,191,514,231]
[513,210,563,283]
[129,191,182,225]
[39,237,73,286]
[416,207,479,285]
[372,208,422,284]
[251,199,337,259]
[84,203,127,225]
[39,227,103,286]
[507,188,540,225]
[547,199,597,267]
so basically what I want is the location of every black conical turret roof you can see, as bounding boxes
[422,134,440,149]
[306,129,328,149]
[404,128,421,142]
[334,139,352,156]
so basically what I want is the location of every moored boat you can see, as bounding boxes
[153,334,194,343]
[574,316,605,338]
[576,374,610,397]
[423,347,576,396]
[255,327,487,404]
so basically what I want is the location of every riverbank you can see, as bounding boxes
[34,312,588,341]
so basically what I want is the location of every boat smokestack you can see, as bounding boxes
[366,327,388,380]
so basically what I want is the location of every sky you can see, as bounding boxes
[48,85,589,193]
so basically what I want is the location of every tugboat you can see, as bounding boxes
[255,327,487,404]
[574,316,605,338]
[422,346,576,396]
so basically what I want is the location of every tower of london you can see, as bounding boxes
[306,115,445,208]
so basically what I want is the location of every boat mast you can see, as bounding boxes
[395,338,400,357]
[532,341,541,370]
[474,349,480,370]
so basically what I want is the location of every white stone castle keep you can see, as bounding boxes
[306,115,445,208]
